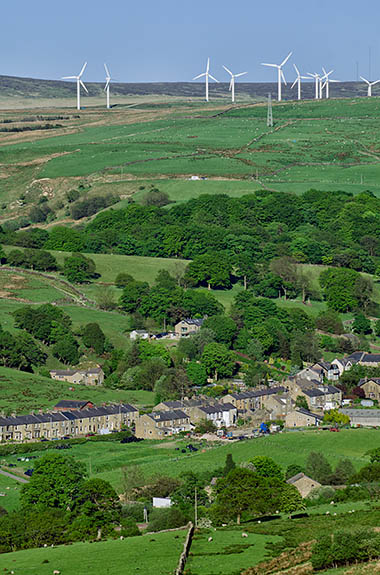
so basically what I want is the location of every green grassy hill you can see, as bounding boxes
[0,529,186,575]
[0,366,154,415]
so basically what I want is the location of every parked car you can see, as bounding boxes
[329,427,340,432]
[24,469,34,477]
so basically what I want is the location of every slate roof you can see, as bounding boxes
[361,354,380,363]
[180,318,204,327]
[359,378,380,387]
[54,400,92,409]
[147,410,188,422]
[295,408,323,421]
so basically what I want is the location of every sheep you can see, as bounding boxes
[242,533,248,538]
[208,537,213,542]
[53,571,61,575]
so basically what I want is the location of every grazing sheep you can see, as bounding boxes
[242,533,248,538]
[208,537,213,542]
[120,536,124,540]
[53,571,61,575]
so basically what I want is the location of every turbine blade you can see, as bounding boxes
[193,73,206,80]
[80,80,88,93]
[372,79,380,85]
[223,65,233,76]
[235,72,247,78]
[280,51,292,67]
[104,63,110,77]
[360,76,370,84]
[281,70,287,85]
[209,74,219,83]
[293,63,300,76]
[291,78,298,89]
[79,61,87,77]
[104,80,110,91]
[229,79,233,91]
[261,63,278,68]
[61,76,77,80]
[207,58,210,73]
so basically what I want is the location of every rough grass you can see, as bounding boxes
[0,529,186,575]
[0,365,155,415]
[0,473,21,512]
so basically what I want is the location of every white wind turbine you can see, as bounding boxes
[261,51,292,102]
[361,76,380,97]
[104,63,113,109]
[321,68,339,99]
[62,62,88,110]
[193,58,219,102]
[307,72,321,99]
[291,64,309,100]
[222,66,247,103]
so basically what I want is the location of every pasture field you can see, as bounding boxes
[0,473,21,511]
[2,429,377,492]
[187,528,280,575]
[0,529,186,575]
[0,366,155,415]
[3,97,380,229]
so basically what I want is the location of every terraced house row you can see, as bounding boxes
[0,403,139,442]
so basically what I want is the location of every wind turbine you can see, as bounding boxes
[261,51,292,102]
[62,62,88,110]
[223,66,247,103]
[360,76,380,97]
[291,64,309,100]
[193,58,219,102]
[104,63,113,109]
[307,72,321,99]
[321,68,339,99]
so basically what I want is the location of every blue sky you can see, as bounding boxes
[2,0,380,83]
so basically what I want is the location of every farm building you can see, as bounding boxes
[287,473,322,498]
[135,410,192,439]
[285,408,323,428]
[340,408,380,427]
[50,367,104,386]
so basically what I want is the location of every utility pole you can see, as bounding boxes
[194,487,198,528]
[267,93,273,128]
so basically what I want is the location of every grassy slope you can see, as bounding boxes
[0,366,155,415]
[0,529,186,575]
[2,429,375,492]
[0,473,21,512]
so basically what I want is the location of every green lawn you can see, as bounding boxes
[0,529,186,575]
[0,366,155,415]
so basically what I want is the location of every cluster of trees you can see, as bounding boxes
[12,304,110,367]
[0,453,123,552]
[118,269,222,324]
[6,248,57,271]
[312,528,380,570]
[0,323,46,371]
[2,190,380,274]
[70,195,119,220]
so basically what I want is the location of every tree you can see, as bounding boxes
[52,335,80,365]
[184,253,233,290]
[323,409,350,427]
[316,309,344,334]
[250,456,283,480]
[74,478,121,531]
[246,339,264,361]
[270,257,298,300]
[290,330,321,364]
[201,342,236,380]
[202,315,237,347]
[193,419,217,434]
[63,253,97,283]
[119,281,150,313]
[82,323,106,355]
[122,465,146,501]
[96,287,117,311]
[295,395,309,410]
[331,459,356,485]
[141,189,171,207]
[186,361,207,386]
[352,313,372,335]
[279,484,305,514]
[305,452,333,484]
[319,268,361,312]
[375,320,380,338]
[285,464,304,480]
[21,453,85,511]
[223,454,236,476]
[115,272,135,288]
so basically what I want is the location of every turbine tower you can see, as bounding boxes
[291,64,309,100]
[104,63,113,109]
[361,76,380,97]
[307,72,321,99]
[261,51,292,102]
[222,66,247,103]
[321,68,339,99]
[62,62,88,110]
[193,58,219,102]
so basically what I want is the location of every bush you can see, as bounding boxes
[147,507,187,532]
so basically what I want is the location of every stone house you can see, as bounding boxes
[286,473,322,498]
[191,403,237,428]
[358,378,380,401]
[174,318,204,338]
[222,387,286,413]
[135,410,191,439]
[0,403,138,442]
[50,367,104,386]
[262,393,293,420]
[285,408,323,428]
